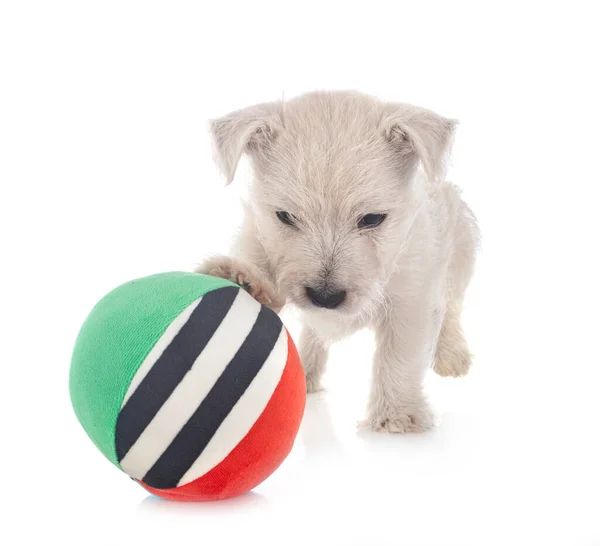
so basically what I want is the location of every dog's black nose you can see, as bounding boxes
[306,287,346,309]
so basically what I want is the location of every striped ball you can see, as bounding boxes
[70,272,306,501]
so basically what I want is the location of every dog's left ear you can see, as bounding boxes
[210,101,283,184]
[382,103,457,182]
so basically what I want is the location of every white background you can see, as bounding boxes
[1,2,599,545]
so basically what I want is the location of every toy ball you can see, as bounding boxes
[69,272,306,501]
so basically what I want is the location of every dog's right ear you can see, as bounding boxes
[210,101,283,184]
[381,103,457,183]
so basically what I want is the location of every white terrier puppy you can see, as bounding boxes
[197,91,479,433]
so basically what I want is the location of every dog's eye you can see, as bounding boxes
[358,213,387,229]
[276,211,297,227]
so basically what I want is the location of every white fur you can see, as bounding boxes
[196,91,480,433]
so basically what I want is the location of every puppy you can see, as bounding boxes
[197,91,479,433]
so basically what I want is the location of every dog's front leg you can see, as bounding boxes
[299,326,329,393]
[365,301,436,433]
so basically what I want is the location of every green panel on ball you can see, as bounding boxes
[69,271,237,467]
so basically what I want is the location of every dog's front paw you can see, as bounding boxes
[363,404,435,433]
[195,256,284,312]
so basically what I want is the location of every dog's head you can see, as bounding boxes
[210,91,456,317]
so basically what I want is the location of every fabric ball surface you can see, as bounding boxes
[69,271,306,501]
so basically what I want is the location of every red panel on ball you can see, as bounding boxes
[139,331,306,501]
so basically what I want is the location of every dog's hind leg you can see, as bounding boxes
[433,195,479,378]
